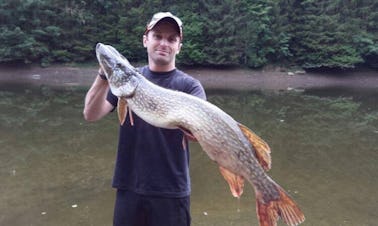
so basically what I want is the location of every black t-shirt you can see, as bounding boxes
[107,66,206,197]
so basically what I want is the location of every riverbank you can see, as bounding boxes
[0,64,377,91]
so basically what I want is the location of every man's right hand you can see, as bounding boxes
[98,67,107,81]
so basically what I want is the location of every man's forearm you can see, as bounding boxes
[83,75,112,121]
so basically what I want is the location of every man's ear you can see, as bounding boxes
[176,43,183,54]
[143,35,147,48]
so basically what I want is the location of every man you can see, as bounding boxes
[83,12,206,226]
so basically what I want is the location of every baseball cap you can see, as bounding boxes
[145,12,183,40]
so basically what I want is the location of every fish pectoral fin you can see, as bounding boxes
[117,97,127,125]
[238,123,271,171]
[219,166,245,198]
[117,97,133,126]
[179,126,197,142]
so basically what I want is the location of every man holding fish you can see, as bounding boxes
[83,12,206,226]
[85,10,305,226]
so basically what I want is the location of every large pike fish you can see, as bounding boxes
[96,43,305,226]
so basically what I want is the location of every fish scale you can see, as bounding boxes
[96,43,305,226]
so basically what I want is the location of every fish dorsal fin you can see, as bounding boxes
[219,166,245,198]
[238,123,271,171]
[117,97,134,126]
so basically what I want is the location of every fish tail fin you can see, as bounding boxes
[255,184,305,226]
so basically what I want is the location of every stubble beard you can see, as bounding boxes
[152,52,173,66]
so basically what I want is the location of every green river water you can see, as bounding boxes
[0,84,377,226]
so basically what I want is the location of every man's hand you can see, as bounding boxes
[98,67,107,81]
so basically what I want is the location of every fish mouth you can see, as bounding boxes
[96,43,121,78]
[96,43,140,97]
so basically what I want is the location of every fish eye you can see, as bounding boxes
[116,63,127,71]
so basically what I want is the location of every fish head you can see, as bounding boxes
[96,43,140,97]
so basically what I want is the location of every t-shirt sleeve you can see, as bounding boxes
[189,79,206,100]
[183,76,207,100]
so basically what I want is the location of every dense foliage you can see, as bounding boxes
[0,0,377,69]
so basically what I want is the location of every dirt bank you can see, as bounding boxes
[0,64,377,91]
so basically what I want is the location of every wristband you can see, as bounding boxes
[98,72,107,80]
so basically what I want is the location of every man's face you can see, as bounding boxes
[143,21,182,67]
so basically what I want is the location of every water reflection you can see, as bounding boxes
[0,84,377,225]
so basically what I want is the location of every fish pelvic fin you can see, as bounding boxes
[238,123,271,171]
[178,126,197,151]
[219,166,245,198]
[117,97,134,126]
[255,184,305,226]
[179,126,197,142]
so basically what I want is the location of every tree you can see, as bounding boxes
[288,0,363,69]
[238,0,278,68]
[0,0,376,69]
